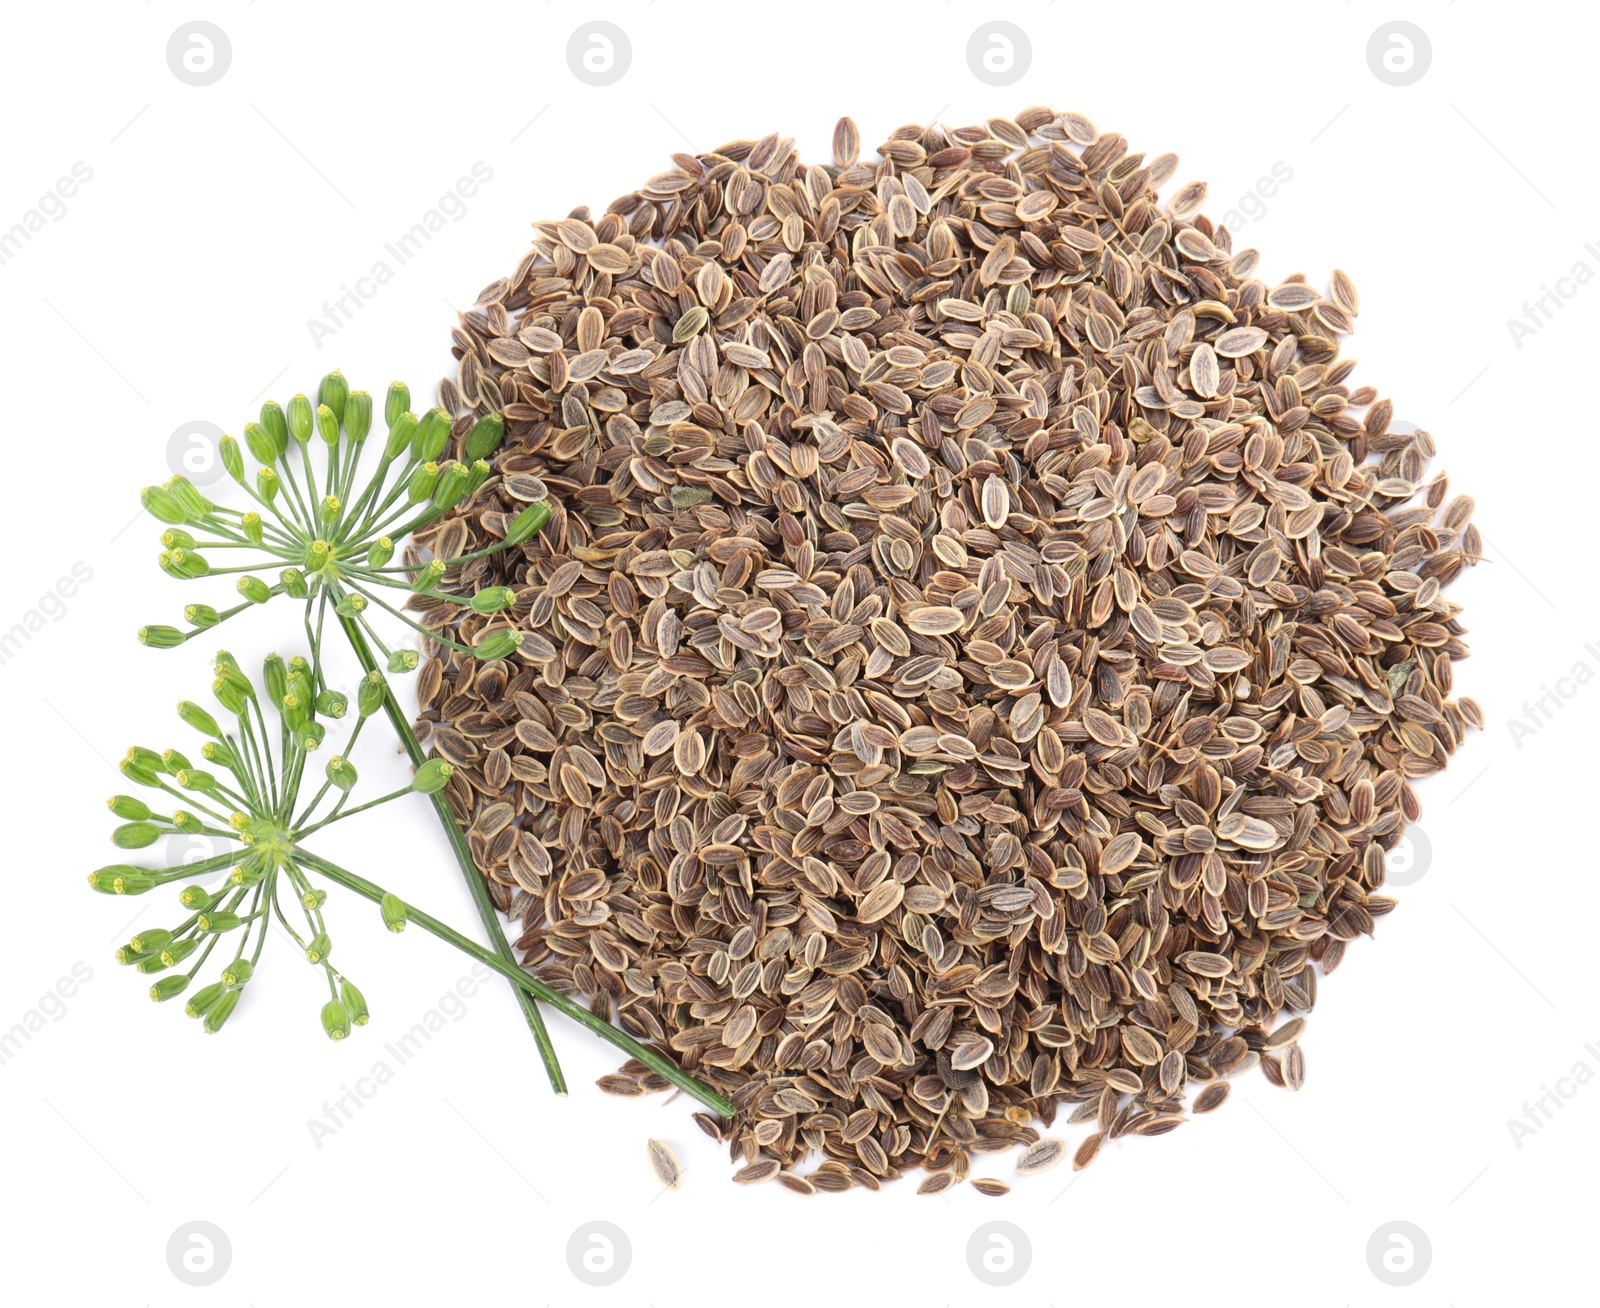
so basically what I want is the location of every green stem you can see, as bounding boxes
[296,850,734,1117]
[335,613,567,1097]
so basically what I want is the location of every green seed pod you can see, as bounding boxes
[340,977,369,1026]
[130,927,173,953]
[414,559,446,591]
[184,603,221,628]
[220,434,244,481]
[464,458,491,498]
[175,769,219,795]
[319,495,341,532]
[411,758,455,793]
[296,720,326,751]
[345,391,373,443]
[287,393,314,445]
[116,945,152,967]
[138,624,187,650]
[141,485,188,524]
[167,476,214,522]
[385,410,419,460]
[357,670,387,717]
[200,739,237,771]
[386,648,419,673]
[107,795,154,821]
[318,371,349,424]
[325,755,358,791]
[126,742,162,769]
[203,988,240,1033]
[464,412,505,461]
[366,536,395,568]
[178,883,218,909]
[334,593,367,617]
[149,974,190,1003]
[197,911,242,933]
[161,528,198,550]
[161,748,192,774]
[119,760,161,789]
[321,998,351,1041]
[431,460,469,511]
[412,407,453,462]
[260,399,289,453]
[470,586,516,615]
[406,461,440,505]
[177,700,223,738]
[220,957,253,988]
[136,953,172,973]
[281,567,310,599]
[257,466,280,503]
[381,893,407,933]
[505,500,553,546]
[161,548,210,580]
[262,652,287,708]
[212,675,246,715]
[301,888,327,910]
[244,420,279,466]
[304,932,332,964]
[185,981,227,1019]
[159,937,200,968]
[316,690,348,719]
[242,511,264,545]
[237,576,271,604]
[282,691,308,733]
[305,539,333,572]
[472,629,524,661]
[172,810,204,835]
[385,381,410,430]
[112,822,162,849]
[229,861,266,887]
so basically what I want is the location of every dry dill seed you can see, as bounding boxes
[647,1138,683,1189]
[416,106,1480,1195]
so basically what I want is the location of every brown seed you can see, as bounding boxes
[647,1139,682,1190]
[1073,1133,1104,1171]
[1016,1138,1065,1175]
[423,103,1479,1197]
[971,1178,1010,1197]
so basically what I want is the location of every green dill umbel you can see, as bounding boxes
[92,649,734,1118]
[133,372,562,1089]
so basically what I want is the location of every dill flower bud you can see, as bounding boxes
[385,411,418,460]
[505,500,553,546]
[316,690,348,719]
[200,740,237,770]
[107,795,153,821]
[185,603,221,628]
[431,460,469,512]
[302,888,327,910]
[381,893,407,933]
[186,981,227,1019]
[470,586,516,615]
[141,485,187,524]
[220,434,244,481]
[197,911,242,933]
[305,933,332,964]
[387,649,419,672]
[138,624,186,649]
[407,461,440,505]
[159,938,201,968]
[287,393,314,445]
[237,575,272,604]
[179,883,219,909]
[340,977,369,1026]
[130,927,172,953]
[257,466,280,502]
[177,700,223,738]
[321,998,351,1041]
[472,629,524,661]
[112,822,162,849]
[220,958,253,987]
[414,559,447,591]
[345,390,373,443]
[325,755,358,791]
[245,420,279,466]
[366,536,394,567]
[281,567,310,599]
[385,381,410,429]
[173,810,204,834]
[413,407,453,462]
[242,511,264,545]
[357,670,386,718]
[318,369,349,423]
[464,412,505,461]
[259,398,289,451]
[204,989,240,1033]
[150,975,190,1003]
[411,759,454,794]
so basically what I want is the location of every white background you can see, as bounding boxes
[1,2,1594,1304]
